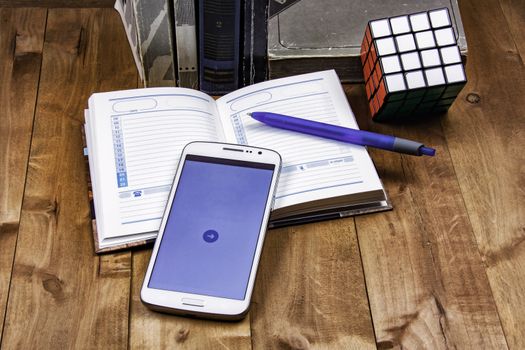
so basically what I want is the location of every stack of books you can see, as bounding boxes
[114,0,268,94]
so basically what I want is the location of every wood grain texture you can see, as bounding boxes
[129,249,252,349]
[0,7,46,343]
[499,0,525,59]
[250,220,376,349]
[0,0,115,7]
[348,80,508,348]
[441,0,525,348]
[0,8,137,349]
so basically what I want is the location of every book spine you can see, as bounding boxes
[251,0,268,84]
[173,0,199,89]
[133,0,177,87]
[199,0,241,95]
[241,0,253,86]
[241,0,268,86]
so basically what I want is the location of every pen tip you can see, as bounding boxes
[247,112,252,117]
[420,146,436,156]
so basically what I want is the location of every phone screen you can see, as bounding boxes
[148,154,275,300]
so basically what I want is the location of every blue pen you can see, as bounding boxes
[249,112,435,157]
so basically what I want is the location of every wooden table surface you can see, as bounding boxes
[0,2,524,349]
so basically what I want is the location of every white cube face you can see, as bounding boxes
[381,55,402,74]
[410,12,430,32]
[401,52,421,70]
[376,37,397,56]
[444,64,466,83]
[440,46,461,64]
[390,15,411,35]
[385,73,407,92]
[370,19,391,38]
[363,9,465,107]
[396,34,416,53]
[421,48,441,67]
[435,27,456,46]
[425,67,446,86]
[429,8,451,28]
[406,70,426,89]
[415,30,436,49]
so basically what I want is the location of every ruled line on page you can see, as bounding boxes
[112,106,219,226]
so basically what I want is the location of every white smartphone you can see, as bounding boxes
[141,141,281,320]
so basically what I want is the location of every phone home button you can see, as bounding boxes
[181,298,205,307]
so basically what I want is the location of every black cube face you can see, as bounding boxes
[422,86,446,102]
[441,83,464,99]
[419,101,437,112]
[361,7,467,122]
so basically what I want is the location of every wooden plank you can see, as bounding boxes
[129,249,252,349]
[348,76,508,347]
[0,8,46,343]
[250,221,377,349]
[1,8,137,349]
[441,0,525,348]
[0,0,115,7]
[499,0,525,60]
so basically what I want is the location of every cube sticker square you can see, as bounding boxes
[435,27,456,46]
[390,15,411,35]
[385,73,407,92]
[380,55,402,74]
[444,64,466,83]
[375,37,397,56]
[440,45,461,65]
[370,19,392,38]
[409,12,431,32]
[429,8,451,28]
[401,52,421,70]
[405,70,426,89]
[421,48,441,67]
[425,67,446,86]
[395,34,416,52]
[415,30,436,49]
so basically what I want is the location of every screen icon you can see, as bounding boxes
[203,229,219,243]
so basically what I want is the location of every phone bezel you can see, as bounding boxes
[140,141,281,320]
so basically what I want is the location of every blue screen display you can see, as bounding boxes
[148,155,275,300]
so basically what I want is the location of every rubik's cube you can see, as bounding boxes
[360,8,467,122]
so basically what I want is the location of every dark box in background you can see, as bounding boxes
[267,0,467,82]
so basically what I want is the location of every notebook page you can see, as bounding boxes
[85,109,160,249]
[216,70,383,210]
[87,88,221,239]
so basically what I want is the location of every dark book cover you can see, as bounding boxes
[199,0,242,94]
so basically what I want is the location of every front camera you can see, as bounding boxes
[258,151,262,155]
